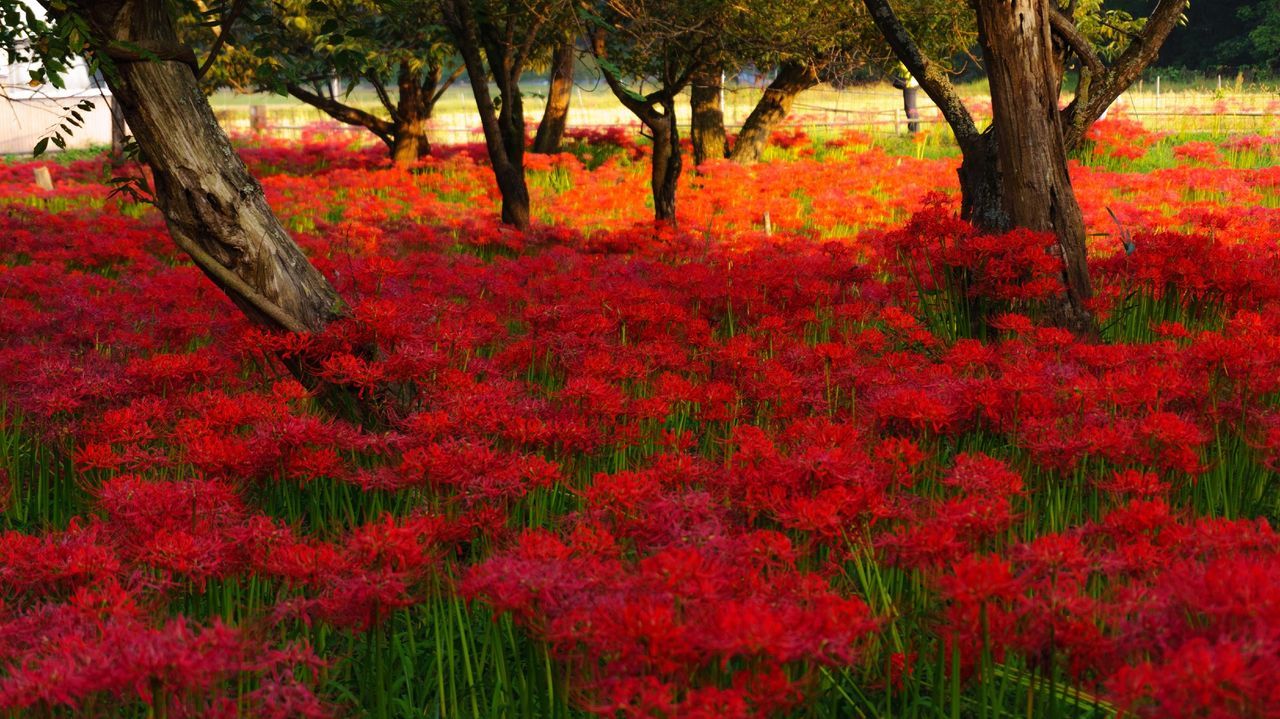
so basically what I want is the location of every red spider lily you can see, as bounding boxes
[0,589,328,717]
[2,132,1280,717]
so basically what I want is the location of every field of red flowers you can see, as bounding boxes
[1,121,1279,718]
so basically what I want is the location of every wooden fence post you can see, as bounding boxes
[33,166,53,191]
[250,105,268,132]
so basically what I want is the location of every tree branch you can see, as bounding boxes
[1048,6,1104,76]
[512,15,547,80]
[443,0,523,176]
[590,29,659,124]
[368,76,398,122]
[645,40,706,105]
[103,40,199,74]
[1061,0,1189,151]
[195,0,248,80]
[286,83,393,144]
[861,0,981,148]
[431,63,465,107]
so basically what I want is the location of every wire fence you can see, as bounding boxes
[3,80,1270,158]
[210,82,1279,149]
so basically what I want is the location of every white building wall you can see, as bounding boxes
[0,93,118,155]
[1,12,121,155]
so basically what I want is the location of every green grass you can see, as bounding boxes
[0,145,114,164]
[0,407,83,532]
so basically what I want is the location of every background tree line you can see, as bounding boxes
[1115,0,1280,74]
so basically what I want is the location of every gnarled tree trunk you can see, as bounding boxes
[390,63,435,166]
[690,65,726,166]
[973,0,1094,336]
[590,30,692,225]
[390,115,431,166]
[532,40,574,154]
[862,0,1185,339]
[730,61,817,164]
[67,0,404,426]
[78,0,343,335]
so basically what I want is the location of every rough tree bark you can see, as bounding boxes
[77,0,344,335]
[972,0,1093,334]
[729,61,818,164]
[532,39,574,154]
[689,65,726,166]
[108,94,128,167]
[61,0,406,425]
[443,0,532,230]
[956,131,1008,231]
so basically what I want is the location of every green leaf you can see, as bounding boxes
[33,137,49,157]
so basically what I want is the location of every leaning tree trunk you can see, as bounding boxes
[77,0,344,335]
[730,61,818,164]
[391,63,434,166]
[690,65,726,166]
[67,0,405,427]
[532,40,574,154]
[973,0,1095,336]
[647,101,682,223]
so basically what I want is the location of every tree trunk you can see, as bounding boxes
[957,131,1008,232]
[66,1,405,426]
[690,65,726,166]
[391,116,431,166]
[973,0,1095,336]
[77,0,344,335]
[109,94,128,167]
[390,63,433,166]
[444,0,531,230]
[648,101,681,223]
[532,40,574,154]
[730,61,817,164]
[495,64,531,229]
